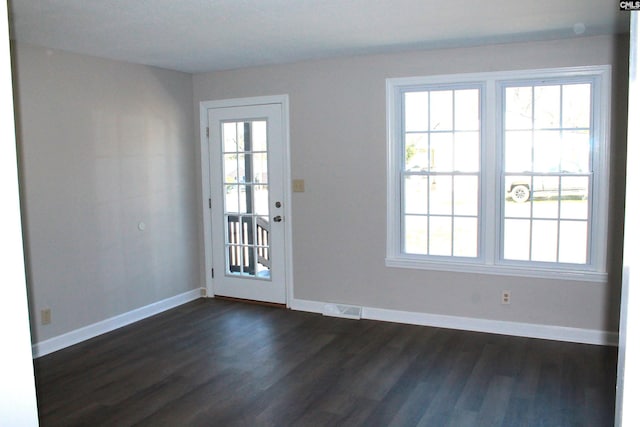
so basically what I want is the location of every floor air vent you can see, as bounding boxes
[322,304,362,320]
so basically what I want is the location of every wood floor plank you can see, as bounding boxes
[34,298,618,426]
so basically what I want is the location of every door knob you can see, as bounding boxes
[273,215,283,222]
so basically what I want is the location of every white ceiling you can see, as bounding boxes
[9,0,630,74]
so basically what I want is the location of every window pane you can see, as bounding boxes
[405,92,429,132]
[225,185,240,213]
[505,87,532,130]
[254,185,269,216]
[405,133,429,171]
[236,154,247,183]
[430,133,453,172]
[533,131,561,172]
[531,176,559,219]
[429,175,452,215]
[430,90,453,131]
[562,84,591,129]
[253,153,268,184]
[534,85,560,129]
[404,176,429,214]
[453,176,478,216]
[455,89,479,131]
[241,216,255,245]
[224,154,238,183]
[252,121,267,151]
[561,130,590,173]
[405,215,428,255]
[505,175,532,209]
[504,219,531,260]
[558,220,588,264]
[223,122,238,152]
[560,177,589,219]
[238,186,248,213]
[429,216,452,256]
[531,219,558,262]
[454,132,479,172]
[242,154,254,183]
[505,130,533,173]
[453,217,477,257]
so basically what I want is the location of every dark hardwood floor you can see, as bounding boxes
[34,299,617,426]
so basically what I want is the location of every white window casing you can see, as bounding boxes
[386,66,611,282]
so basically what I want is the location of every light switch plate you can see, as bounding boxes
[292,179,305,192]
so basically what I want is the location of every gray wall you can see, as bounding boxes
[194,35,628,332]
[12,34,628,344]
[13,43,200,343]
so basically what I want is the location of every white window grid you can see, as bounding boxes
[498,78,597,266]
[386,66,610,282]
[400,85,482,258]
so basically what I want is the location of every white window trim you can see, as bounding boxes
[386,66,611,283]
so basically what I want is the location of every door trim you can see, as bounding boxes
[199,95,293,307]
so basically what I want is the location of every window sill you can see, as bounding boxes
[385,256,608,283]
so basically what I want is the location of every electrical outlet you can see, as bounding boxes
[41,308,51,325]
[501,290,511,305]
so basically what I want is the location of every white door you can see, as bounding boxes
[207,102,287,304]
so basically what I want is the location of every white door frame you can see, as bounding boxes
[199,95,293,307]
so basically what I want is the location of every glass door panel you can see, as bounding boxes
[222,120,270,279]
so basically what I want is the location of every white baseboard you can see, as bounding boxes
[32,288,204,358]
[290,298,618,346]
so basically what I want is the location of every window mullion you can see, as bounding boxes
[483,79,497,265]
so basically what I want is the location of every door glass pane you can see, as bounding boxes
[236,154,247,183]
[223,154,238,183]
[252,121,267,151]
[253,153,268,184]
[254,185,269,216]
[221,120,271,279]
[223,122,239,152]
[225,185,240,214]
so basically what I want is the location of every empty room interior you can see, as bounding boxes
[4,1,640,426]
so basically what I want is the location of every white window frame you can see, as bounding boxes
[386,66,610,282]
